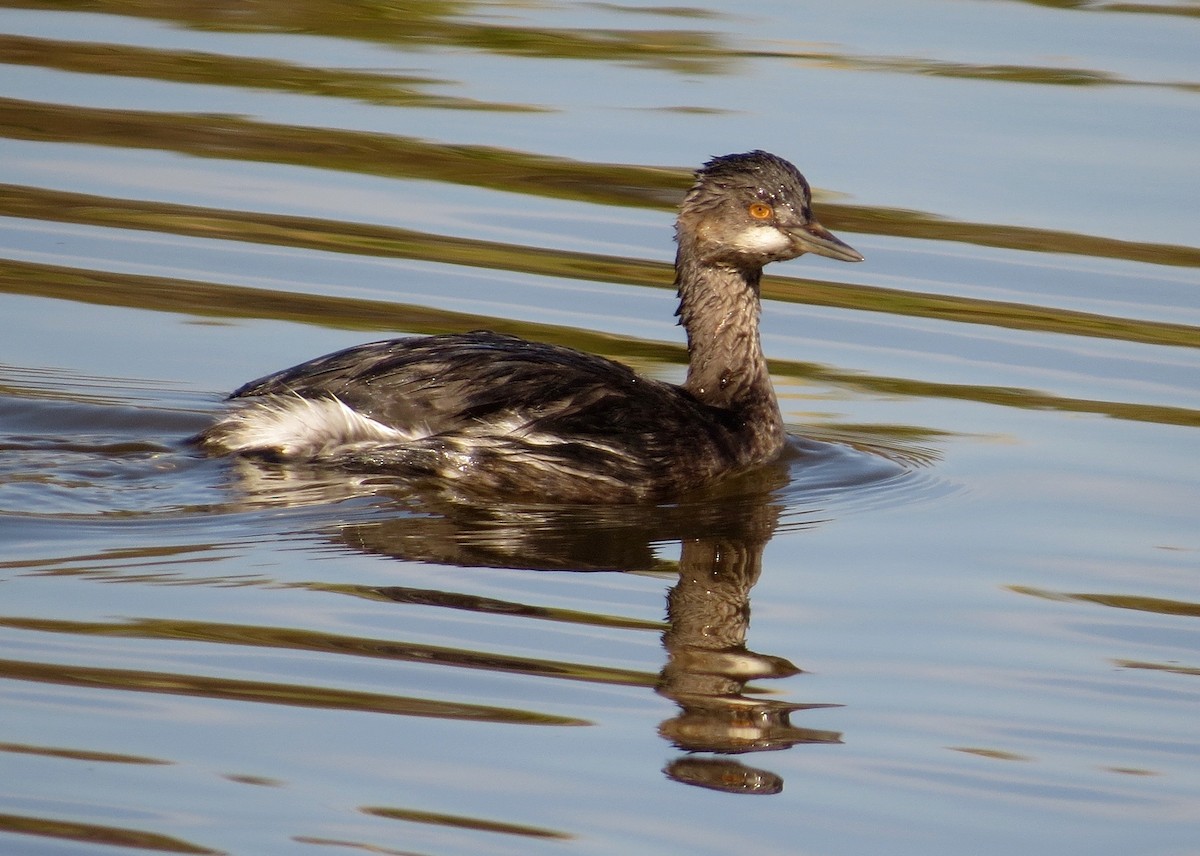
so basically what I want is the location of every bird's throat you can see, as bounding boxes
[677,261,776,417]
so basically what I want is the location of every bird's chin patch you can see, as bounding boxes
[731,225,793,257]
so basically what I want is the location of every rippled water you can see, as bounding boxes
[1,2,1198,855]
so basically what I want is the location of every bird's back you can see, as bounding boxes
[201,331,761,501]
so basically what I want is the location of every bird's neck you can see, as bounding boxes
[675,250,782,433]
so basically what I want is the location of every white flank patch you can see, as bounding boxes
[212,395,414,458]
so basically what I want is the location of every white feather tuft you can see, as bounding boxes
[207,396,417,458]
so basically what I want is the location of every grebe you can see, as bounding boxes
[199,151,863,502]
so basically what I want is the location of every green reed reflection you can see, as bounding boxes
[0,615,660,688]
[4,0,730,73]
[0,812,219,854]
[0,34,548,111]
[1009,0,1200,20]
[361,806,571,840]
[764,48,1200,94]
[0,656,588,725]
[1010,585,1200,617]
[2,257,1197,428]
[2,182,1197,352]
[4,97,1198,269]
[0,741,172,765]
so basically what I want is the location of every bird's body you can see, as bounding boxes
[198,151,863,502]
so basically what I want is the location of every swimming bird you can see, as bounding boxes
[198,151,863,502]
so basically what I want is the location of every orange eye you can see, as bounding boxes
[748,202,773,220]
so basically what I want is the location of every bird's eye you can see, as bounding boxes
[748,202,773,220]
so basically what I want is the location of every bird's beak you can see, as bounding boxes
[790,220,864,263]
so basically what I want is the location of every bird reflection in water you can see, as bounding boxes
[218,453,845,794]
[658,512,841,795]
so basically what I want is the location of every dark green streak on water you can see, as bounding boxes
[0,741,172,765]
[0,34,549,112]
[746,47,1200,94]
[0,657,589,725]
[1,185,1196,350]
[2,98,1197,267]
[0,812,219,854]
[1010,586,1200,618]
[0,0,730,74]
[1010,0,1200,21]
[361,805,572,840]
[1,258,1196,428]
[0,615,660,687]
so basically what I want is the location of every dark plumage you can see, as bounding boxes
[198,151,863,502]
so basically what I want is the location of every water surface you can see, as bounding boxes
[1,2,1198,855]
